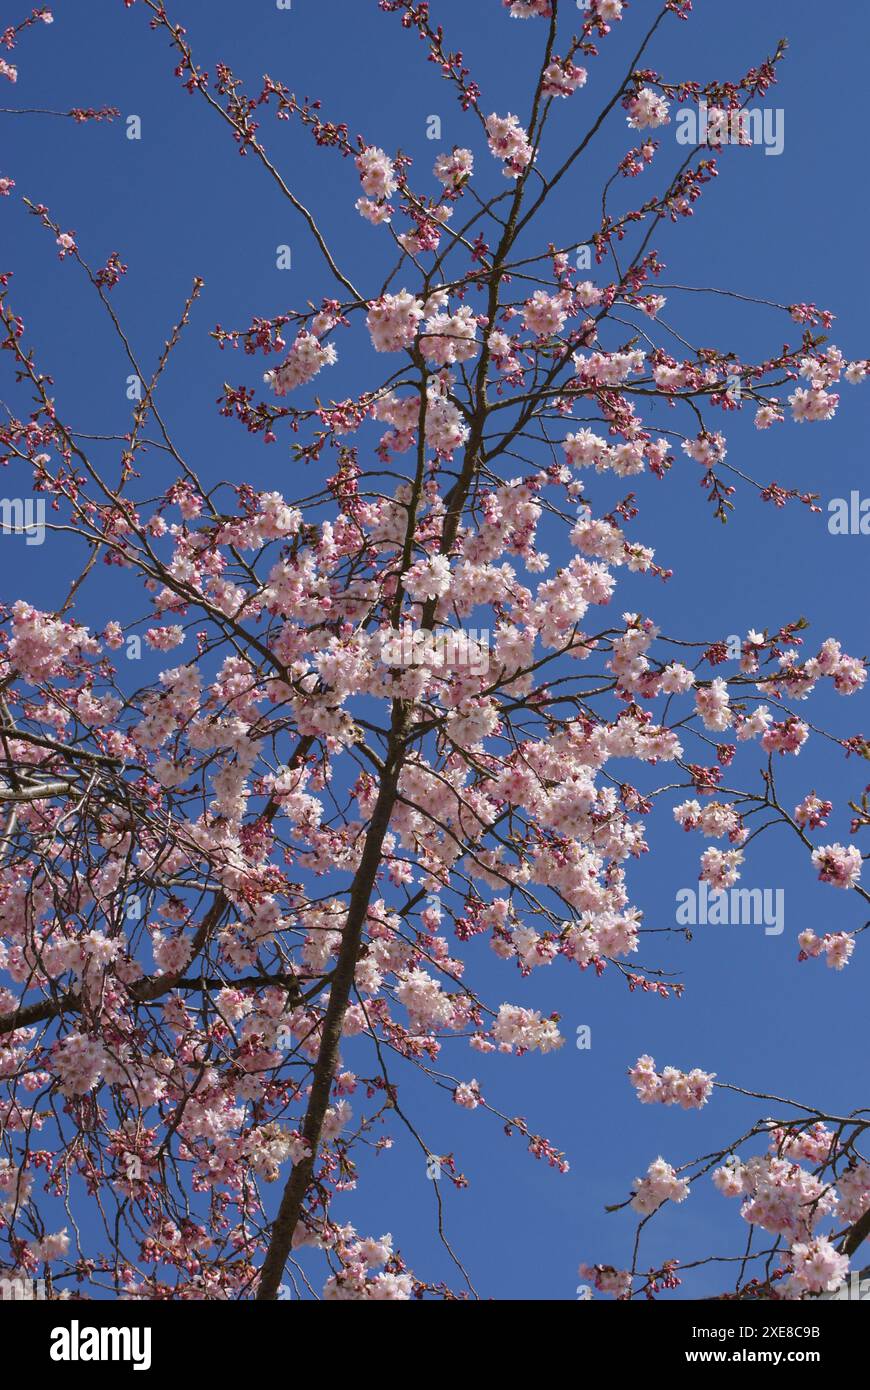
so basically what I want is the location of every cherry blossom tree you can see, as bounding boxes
[0,0,867,1301]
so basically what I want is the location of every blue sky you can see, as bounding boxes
[2,0,870,1299]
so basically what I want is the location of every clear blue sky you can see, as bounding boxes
[3,0,869,1299]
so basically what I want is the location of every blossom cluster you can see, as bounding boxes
[628,1055,715,1110]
